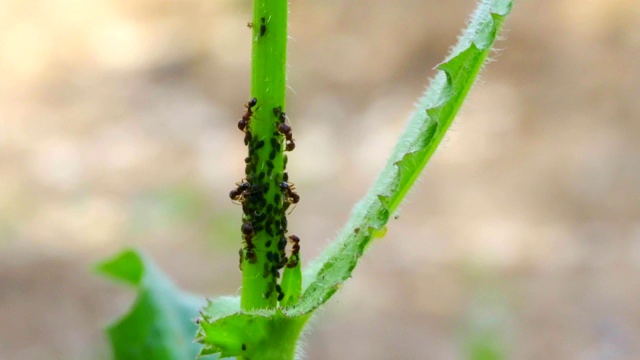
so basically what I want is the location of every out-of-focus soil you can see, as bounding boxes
[1,0,639,359]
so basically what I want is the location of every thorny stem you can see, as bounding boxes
[238,0,292,311]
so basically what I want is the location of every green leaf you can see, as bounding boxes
[97,249,206,360]
[279,261,302,307]
[196,306,308,360]
[296,0,514,316]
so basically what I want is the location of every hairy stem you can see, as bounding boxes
[293,0,514,315]
[240,0,289,311]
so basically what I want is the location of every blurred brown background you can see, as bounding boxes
[1,0,639,359]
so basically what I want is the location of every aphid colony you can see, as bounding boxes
[231,97,301,301]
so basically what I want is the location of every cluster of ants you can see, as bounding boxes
[231,97,301,301]
[238,98,296,152]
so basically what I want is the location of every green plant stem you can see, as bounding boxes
[241,0,289,311]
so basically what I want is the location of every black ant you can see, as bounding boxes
[243,222,257,264]
[278,123,292,140]
[275,111,295,151]
[280,181,300,205]
[244,234,258,264]
[239,228,257,266]
[229,180,251,203]
[241,221,254,237]
[238,98,258,132]
[287,235,300,268]
[285,140,295,151]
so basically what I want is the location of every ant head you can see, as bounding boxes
[239,181,251,191]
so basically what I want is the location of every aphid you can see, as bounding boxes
[354,227,360,234]
[277,254,288,269]
[275,284,284,301]
[242,344,247,351]
[278,237,287,251]
[265,281,275,299]
[247,22,253,29]
[263,262,271,278]
[238,248,243,270]
[244,131,251,146]
[260,17,266,36]
[282,172,288,182]
[272,106,282,118]
[254,212,267,223]
[238,98,258,132]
